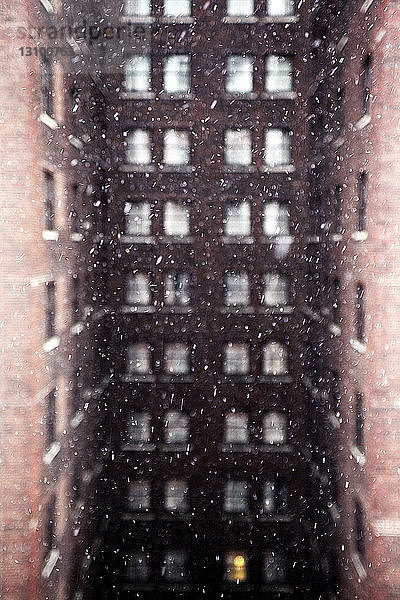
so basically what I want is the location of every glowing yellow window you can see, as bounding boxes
[225,552,248,583]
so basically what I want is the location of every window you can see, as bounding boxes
[165,479,189,512]
[264,128,291,168]
[262,342,288,376]
[355,283,365,342]
[42,57,54,116]
[263,412,287,444]
[225,129,252,166]
[164,342,190,374]
[361,54,372,116]
[125,552,150,582]
[127,343,151,374]
[333,185,342,234]
[123,0,151,16]
[126,412,151,444]
[226,55,253,94]
[45,388,56,449]
[263,551,287,583]
[126,129,151,165]
[332,278,341,324]
[265,55,293,93]
[355,502,365,556]
[164,55,190,93]
[263,481,288,513]
[225,552,248,582]
[45,496,56,552]
[71,183,80,233]
[266,0,294,16]
[72,275,79,320]
[164,201,190,236]
[164,410,189,444]
[263,273,289,306]
[225,272,250,306]
[165,272,190,305]
[224,201,251,237]
[355,392,364,451]
[163,130,190,166]
[44,172,55,230]
[45,281,56,339]
[224,481,249,512]
[225,413,248,444]
[263,202,290,236]
[125,202,152,236]
[162,550,188,582]
[164,0,191,16]
[127,480,151,511]
[124,55,151,92]
[126,272,151,306]
[227,0,254,16]
[358,171,367,231]
[223,343,250,375]
[331,370,341,417]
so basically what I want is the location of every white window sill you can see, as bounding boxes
[221,236,254,244]
[38,112,58,130]
[121,374,155,382]
[42,549,60,579]
[262,91,297,100]
[306,234,320,243]
[121,443,156,451]
[160,16,195,23]
[70,411,85,429]
[43,441,61,465]
[68,135,83,150]
[331,233,343,242]
[120,91,155,100]
[160,443,191,452]
[262,164,295,173]
[351,552,367,581]
[42,230,59,241]
[260,305,294,314]
[350,338,367,354]
[120,15,154,22]
[122,305,156,313]
[120,164,156,172]
[225,92,258,100]
[222,16,258,23]
[351,445,366,465]
[260,15,298,23]
[220,306,256,314]
[223,165,256,173]
[160,164,195,172]
[354,114,371,130]
[162,305,193,313]
[352,230,368,242]
[43,336,60,353]
[327,411,341,430]
[329,323,342,336]
[70,322,84,335]
[70,232,83,242]
[158,92,193,100]
[120,235,155,244]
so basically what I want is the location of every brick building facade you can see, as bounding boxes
[1,0,400,599]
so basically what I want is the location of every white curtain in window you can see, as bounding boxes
[124,55,151,92]
[226,56,253,93]
[164,410,189,444]
[267,0,294,16]
[127,480,150,510]
[263,551,286,583]
[165,479,188,511]
[225,129,252,166]
[164,343,189,374]
[125,202,151,236]
[163,130,190,165]
[227,0,254,16]
[164,55,190,93]
[125,552,150,583]
[164,0,191,15]
[165,272,190,305]
[225,272,250,306]
[127,343,151,374]
[163,550,187,582]
[263,273,288,306]
[124,0,151,15]
[127,412,151,443]
[263,202,290,236]
[126,272,151,305]
[263,412,287,444]
[224,201,251,236]
[265,55,292,92]
[164,202,190,236]
[126,129,151,165]
[263,481,276,512]
[225,413,248,444]
[264,128,291,167]
[224,481,249,512]
[262,342,288,375]
[224,343,249,375]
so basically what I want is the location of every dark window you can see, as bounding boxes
[331,370,341,417]
[45,495,56,552]
[333,185,342,234]
[42,58,54,117]
[45,388,56,448]
[356,284,365,342]
[44,172,55,230]
[337,84,345,133]
[71,184,80,233]
[45,281,56,339]
[355,392,364,450]
[332,278,341,324]
[361,54,372,116]
[125,551,150,582]
[72,275,79,320]
[355,501,365,555]
[358,172,367,231]
[162,549,188,582]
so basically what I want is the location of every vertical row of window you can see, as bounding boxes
[126,341,289,376]
[123,0,295,17]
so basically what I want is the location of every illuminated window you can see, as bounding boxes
[126,412,151,444]
[262,342,288,375]
[127,343,151,374]
[125,551,150,582]
[163,130,190,165]
[164,55,190,93]
[124,56,151,92]
[126,272,151,305]
[227,0,253,16]
[125,202,152,236]
[164,410,189,444]
[263,202,290,236]
[263,412,287,445]
[224,480,249,512]
[223,343,250,375]
[226,56,254,93]
[266,0,294,16]
[225,272,250,306]
[162,550,188,582]
[126,129,151,165]
[164,202,190,236]
[225,129,252,166]
[263,551,287,583]
[165,272,190,305]
[225,552,248,582]
[164,343,190,374]
[264,128,291,168]
[124,0,151,16]
[263,273,289,306]
[165,479,189,512]
[225,413,248,444]
[127,480,151,511]
[265,55,293,93]
[224,201,251,237]
[164,0,191,15]
[44,171,55,230]
[263,480,289,513]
